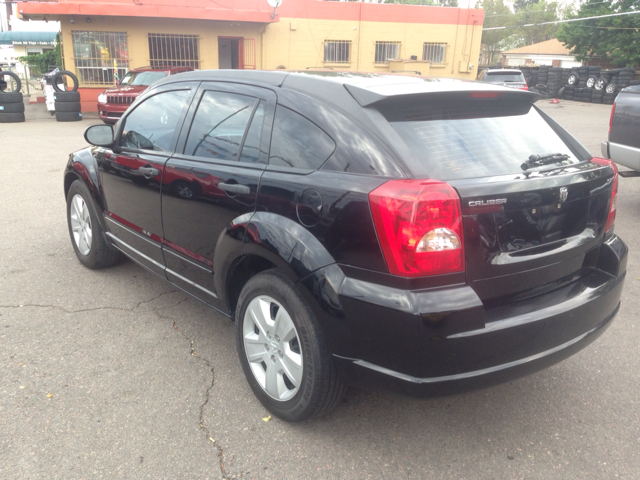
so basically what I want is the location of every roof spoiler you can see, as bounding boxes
[344,83,542,107]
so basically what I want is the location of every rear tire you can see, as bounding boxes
[0,70,22,93]
[56,111,83,122]
[594,77,609,91]
[66,180,121,269]
[0,91,23,103]
[235,270,346,422]
[0,112,25,123]
[567,73,579,85]
[54,101,81,113]
[0,102,25,113]
[54,91,81,102]
[52,70,79,92]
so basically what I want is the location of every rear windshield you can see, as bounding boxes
[484,72,525,83]
[380,99,581,180]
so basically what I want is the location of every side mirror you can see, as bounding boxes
[84,124,114,147]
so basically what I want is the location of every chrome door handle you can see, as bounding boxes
[139,167,159,178]
[218,182,250,195]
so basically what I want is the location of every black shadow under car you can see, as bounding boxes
[64,70,627,422]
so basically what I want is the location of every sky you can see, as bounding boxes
[0,2,61,32]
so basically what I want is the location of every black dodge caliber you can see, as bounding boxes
[65,70,627,422]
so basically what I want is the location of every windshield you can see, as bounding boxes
[483,72,526,83]
[380,100,582,180]
[120,71,168,86]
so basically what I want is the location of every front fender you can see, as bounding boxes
[64,147,109,233]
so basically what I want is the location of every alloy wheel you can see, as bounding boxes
[69,194,92,256]
[242,295,303,401]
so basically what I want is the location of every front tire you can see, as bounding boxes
[66,180,121,269]
[235,270,346,422]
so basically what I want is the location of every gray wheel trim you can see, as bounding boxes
[242,295,303,402]
[70,194,92,256]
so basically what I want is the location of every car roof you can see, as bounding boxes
[151,69,537,107]
[130,66,193,73]
[484,69,523,74]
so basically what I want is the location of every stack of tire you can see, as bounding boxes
[0,71,25,123]
[537,65,549,87]
[546,67,563,98]
[528,67,539,88]
[53,70,82,122]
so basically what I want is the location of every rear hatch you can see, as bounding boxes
[376,93,614,301]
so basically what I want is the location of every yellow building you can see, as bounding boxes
[18,0,485,112]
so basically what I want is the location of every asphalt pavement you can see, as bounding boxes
[1,99,639,480]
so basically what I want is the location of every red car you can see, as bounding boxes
[97,65,194,124]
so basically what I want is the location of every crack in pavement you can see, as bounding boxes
[0,290,178,315]
[155,303,231,480]
[2,292,234,479]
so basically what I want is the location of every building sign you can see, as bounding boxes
[12,41,56,46]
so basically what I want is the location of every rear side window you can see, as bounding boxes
[381,100,580,180]
[269,105,335,170]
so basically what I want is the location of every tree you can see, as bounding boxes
[477,0,517,65]
[557,0,640,67]
[17,41,61,77]
[511,0,564,47]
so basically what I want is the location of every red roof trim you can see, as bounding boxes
[18,0,483,26]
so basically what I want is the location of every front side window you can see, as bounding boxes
[148,33,200,69]
[375,41,400,64]
[422,43,446,64]
[119,90,190,152]
[72,31,129,86]
[184,91,257,161]
[324,40,351,64]
[269,106,335,170]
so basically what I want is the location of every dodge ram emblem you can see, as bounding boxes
[560,187,568,203]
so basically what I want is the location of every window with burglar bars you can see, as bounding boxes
[324,40,351,64]
[148,33,200,69]
[422,43,446,64]
[374,41,400,64]
[72,31,128,86]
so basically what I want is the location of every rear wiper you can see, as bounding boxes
[521,153,570,171]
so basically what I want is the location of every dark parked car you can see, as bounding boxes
[477,68,529,90]
[602,84,640,172]
[65,70,626,422]
[97,65,194,124]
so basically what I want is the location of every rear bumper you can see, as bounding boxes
[602,140,640,171]
[304,235,627,395]
[335,306,616,396]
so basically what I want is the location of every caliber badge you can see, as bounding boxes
[468,198,507,207]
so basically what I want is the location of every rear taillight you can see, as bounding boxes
[609,102,616,135]
[369,179,464,277]
[518,85,529,91]
[591,157,618,233]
